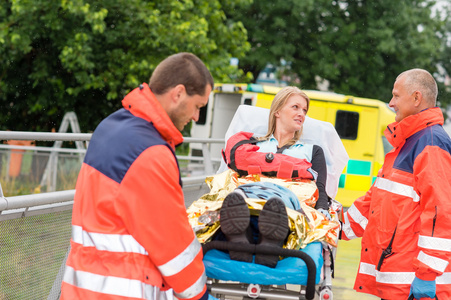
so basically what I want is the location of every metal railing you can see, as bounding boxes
[0,131,223,190]
[0,130,223,300]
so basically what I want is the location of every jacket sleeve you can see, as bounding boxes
[116,145,207,300]
[223,131,315,179]
[341,186,373,240]
[412,145,451,281]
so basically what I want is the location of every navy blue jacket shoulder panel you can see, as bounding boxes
[84,108,174,184]
[393,124,451,174]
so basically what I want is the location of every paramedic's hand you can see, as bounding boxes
[208,294,220,300]
[409,276,435,299]
[317,208,331,220]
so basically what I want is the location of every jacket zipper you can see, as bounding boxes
[432,206,437,237]
[377,226,397,271]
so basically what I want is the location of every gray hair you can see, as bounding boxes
[397,68,438,106]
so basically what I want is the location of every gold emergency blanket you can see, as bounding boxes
[187,169,341,249]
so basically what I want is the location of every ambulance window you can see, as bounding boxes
[196,104,208,125]
[335,110,359,140]
[243,98,252,105]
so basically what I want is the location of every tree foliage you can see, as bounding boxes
[0,0,251,131]
[229,0,450,105]
[2,0,451,132]
[436,1,451,109]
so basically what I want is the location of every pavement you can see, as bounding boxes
[332,239,379,299]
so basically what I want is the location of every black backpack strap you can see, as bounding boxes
[276,144,290,153]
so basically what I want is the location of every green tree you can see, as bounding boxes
[436,1,451,110]
[0,0,251,132]
[230,0,448,105]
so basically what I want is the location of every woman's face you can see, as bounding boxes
[275,94,308,133]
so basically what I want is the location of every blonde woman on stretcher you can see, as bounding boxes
[220,86,330,267]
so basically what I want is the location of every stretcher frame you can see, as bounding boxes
[203,241,335,300]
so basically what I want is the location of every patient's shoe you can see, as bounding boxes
[255,197,289,268]
[220,191,253,262]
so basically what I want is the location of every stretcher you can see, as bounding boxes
[196,105,349,300]
[203,241,334,300]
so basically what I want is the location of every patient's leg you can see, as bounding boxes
[219,192,253,262]
[255,197,289,268]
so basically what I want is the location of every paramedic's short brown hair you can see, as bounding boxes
[149,52,214,96]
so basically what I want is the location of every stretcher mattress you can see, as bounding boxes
[203,242,323,285]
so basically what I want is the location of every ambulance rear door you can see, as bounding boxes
[196,84,258,162]
[309,99,380,206]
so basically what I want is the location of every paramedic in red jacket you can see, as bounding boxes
[60,53,214,300]
[341,69,451,300]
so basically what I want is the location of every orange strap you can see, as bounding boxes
[277,160,293,179]
[247,165,262,175]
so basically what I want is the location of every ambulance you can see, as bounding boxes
[190,83,396,206]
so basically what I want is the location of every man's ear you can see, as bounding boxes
[413,91,423,107]
[170,84,186,104]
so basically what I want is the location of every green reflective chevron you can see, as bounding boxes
[346,160,371,176]
[339,174,346,188]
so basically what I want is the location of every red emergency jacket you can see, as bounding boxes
[60,83,207,300]
[222,131,316,179]
[342,107,451,299]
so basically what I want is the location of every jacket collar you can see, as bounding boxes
[121,83,183,149]
[385,107,444,148]
[267,135,304,146]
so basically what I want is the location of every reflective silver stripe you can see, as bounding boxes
[437,272,451,284]
[374,177,420,202]
[376,271,415,285]
[342,211,358,240]
[419,235,451,252]
[63,265,157,299]
[347,204,368,230]
[72,225,148,255]
[158,236,201,277]
[418,251,449,273]
[174,270,207,299]
[342,204,367,240]
[360,262,415,284]
[359,262,377,277]
[359,262,451,284]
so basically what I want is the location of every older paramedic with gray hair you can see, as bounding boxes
[341,69,451,300]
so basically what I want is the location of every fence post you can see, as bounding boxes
[201,143,214,175]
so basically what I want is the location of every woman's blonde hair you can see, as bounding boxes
[259,86,310,146]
